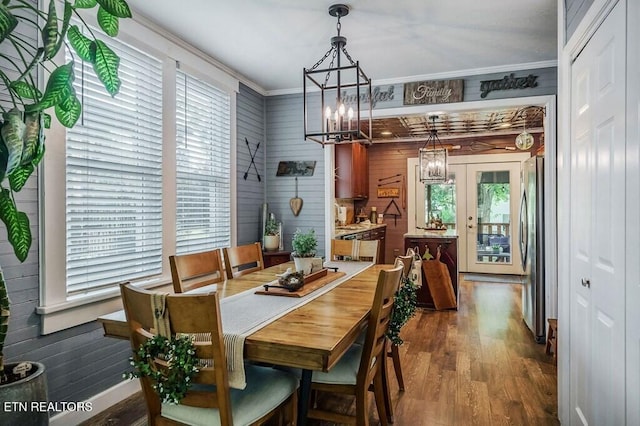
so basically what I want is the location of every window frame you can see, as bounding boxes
[37,13,238,334]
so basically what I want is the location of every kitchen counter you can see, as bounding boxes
[404,228,458,239]
[334,223,387,238]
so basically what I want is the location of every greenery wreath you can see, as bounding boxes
[124,334,200,404]
[387,275,418,346]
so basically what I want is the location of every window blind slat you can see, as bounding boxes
[175,71,231,255]
[65,22,164,294]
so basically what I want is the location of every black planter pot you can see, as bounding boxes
[0,362,49,425]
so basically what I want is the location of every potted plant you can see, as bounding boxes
[263,216,280,251]
[0,0,130,420]
[291,228,318,274]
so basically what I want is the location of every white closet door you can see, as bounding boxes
[569,2,626,425]
[626,0,640,424]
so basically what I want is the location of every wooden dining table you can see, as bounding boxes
[99,261,390,426]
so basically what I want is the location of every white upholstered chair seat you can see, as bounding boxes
[162,363,298,426]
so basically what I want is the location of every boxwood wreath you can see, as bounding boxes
[124,334,200,404]
[386,275,418,346]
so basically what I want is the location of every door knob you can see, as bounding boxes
[581,278,591,288]
[468,225,473,229]
[468,216,473,221]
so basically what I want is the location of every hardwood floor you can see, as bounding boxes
[85,277,558,425]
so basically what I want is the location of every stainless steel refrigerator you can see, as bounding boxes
[519,156,545,343]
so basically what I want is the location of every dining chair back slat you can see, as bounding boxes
[223,242,265,278]
[169,249,225,293]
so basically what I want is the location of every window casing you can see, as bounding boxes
[39,15,237,334]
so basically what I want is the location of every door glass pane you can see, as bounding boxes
[475,170,511,263]
[423,172,456,231]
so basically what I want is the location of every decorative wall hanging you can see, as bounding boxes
[289,177,303,216]
[276,161,316,176]
[243,137,261,181]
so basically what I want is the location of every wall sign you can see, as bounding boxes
[479,73,538,98]
[341,85,396,109]
[276,161,316,177]
[403,79,464,105]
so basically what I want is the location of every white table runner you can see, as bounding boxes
[219,261,372,389]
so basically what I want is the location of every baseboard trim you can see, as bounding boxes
[49,379,141,426]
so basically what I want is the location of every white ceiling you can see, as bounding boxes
[125,0,558,94]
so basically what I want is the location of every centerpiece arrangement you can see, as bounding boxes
[291,228,319,275]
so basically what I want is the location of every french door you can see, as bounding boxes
[464,162,522,274]
[415,159,524,274]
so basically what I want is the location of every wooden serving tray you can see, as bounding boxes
[255,268,346,297]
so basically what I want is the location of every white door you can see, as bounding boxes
[414,160,523,274]
[569,2,626,424]
[465,162,523,274]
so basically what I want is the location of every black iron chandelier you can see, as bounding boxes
[303,4,372,146]
[419,115,448,183]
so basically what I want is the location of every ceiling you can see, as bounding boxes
[125,1,556,145]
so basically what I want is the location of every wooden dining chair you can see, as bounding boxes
[386,254,414,392]
[331,239,379,263]
[223,242,265,278]
[120,283,298,426]
[169,249,225,293]
[331,239,357,261]
[358,240,379,263]
[305,262,403,426]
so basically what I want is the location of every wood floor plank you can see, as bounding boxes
[86,278,559,426]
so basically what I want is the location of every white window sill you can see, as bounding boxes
[37,279,172,335]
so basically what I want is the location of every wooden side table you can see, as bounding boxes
[262,250,291,268]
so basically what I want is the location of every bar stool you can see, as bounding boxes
[546,318,558,361]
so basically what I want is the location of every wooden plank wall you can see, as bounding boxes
[236,83,267,245]
[265,93,327,257]
[361,136,532,263]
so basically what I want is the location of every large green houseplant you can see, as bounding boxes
[0,0,131,386]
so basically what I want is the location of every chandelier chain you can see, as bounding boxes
[308,46,334,72]
[323,49,338,87]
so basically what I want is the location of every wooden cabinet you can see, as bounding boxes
[335,143,368,199]
[404,236,458,309]
[262,250,291,268]
[368,227,386,264]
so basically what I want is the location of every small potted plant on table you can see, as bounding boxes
[291,228,318,275]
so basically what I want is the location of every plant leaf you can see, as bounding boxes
[95,0,131,18]
[90,40,120,95]
[0,135,8,183]
[9,81,41,100]
[97,6,119,36]
[21,112,43,164]
[0,188,31,262]
[67,25,93,62]
[43,114,51,129]
[0,110,25,176]
[0,4,17,44]
[74,0,98,9]
[42,0,59,60]
[55,93,82,127]
[26,62,74,111]
[50,1,73,59]
[8,163,34,192]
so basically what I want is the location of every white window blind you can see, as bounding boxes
[175,71,231,254]
[65,31,163,295]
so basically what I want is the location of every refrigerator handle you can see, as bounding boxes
[519,190,528,271]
